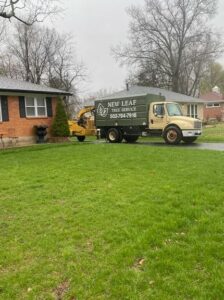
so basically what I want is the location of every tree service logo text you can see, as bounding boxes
[97,103,108,118]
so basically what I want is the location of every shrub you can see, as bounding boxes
[51,99,70,137]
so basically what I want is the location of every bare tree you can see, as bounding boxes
[48,34,85,91]
[113,0,223,96]
[0,0,59,25]
[85,88,118,101]
[0,23,87,116]
[0,23,56,83]
[47,33,87,117]
[200,62,224,94]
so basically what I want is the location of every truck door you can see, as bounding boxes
[149,103,167,130]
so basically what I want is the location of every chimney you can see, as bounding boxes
[212,86,220,94]
[126,82,129,91]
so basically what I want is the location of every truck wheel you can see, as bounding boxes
[107,128,120,143]
[117,131,123,143]
[77,136,85,142]
[182,137,197,144]
[164,126,182,145]
[124,135,139,143]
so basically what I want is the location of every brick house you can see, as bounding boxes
[200,86,224,122]
[0,76,71,147]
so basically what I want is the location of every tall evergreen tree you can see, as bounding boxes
[51,99,70,137]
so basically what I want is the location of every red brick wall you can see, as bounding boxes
[204,104,224,121]
[0,96,57,137]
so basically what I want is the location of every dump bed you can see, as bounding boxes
[95,94,165,127]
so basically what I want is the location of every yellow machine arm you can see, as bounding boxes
[77,106,95,119]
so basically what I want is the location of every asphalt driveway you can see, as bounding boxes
[93,140,224,151]
[138,142,224,151]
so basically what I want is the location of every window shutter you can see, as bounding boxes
[1,96,9,122]
[46,97,53,117]
[19,96,26,118]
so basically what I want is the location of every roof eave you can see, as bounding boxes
[0,88,73,96]
[99,94,206,104]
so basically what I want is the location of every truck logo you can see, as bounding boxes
[97,103,108,117]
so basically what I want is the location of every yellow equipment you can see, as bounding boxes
[68,106,96,142]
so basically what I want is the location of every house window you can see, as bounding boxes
[206,103,221,108]
[25,96,47,117]
[0,99,2,122]
[187,104,198,118]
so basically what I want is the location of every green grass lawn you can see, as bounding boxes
[0,143,224,299]
[199,123,224,142]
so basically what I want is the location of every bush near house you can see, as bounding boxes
[51,99,70,137]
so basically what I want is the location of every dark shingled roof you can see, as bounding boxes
[0,76,72,96]
[99,85,206,103]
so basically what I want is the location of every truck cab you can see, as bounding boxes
[149,102,202,144]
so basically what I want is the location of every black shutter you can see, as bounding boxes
[19,96,26,118]
[1,96,9,122]
[46,97,53,117]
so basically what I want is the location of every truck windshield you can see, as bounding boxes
[166,103,183,116]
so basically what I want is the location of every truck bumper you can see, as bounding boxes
[182,130,202,137]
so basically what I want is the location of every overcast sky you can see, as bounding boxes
[57,0,224,97]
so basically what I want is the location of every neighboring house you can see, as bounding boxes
[0,76,71,147]
[200,86,224,122]
[101,85,205,120]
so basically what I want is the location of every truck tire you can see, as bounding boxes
[107,128,121,143]
[124,135,139,143]
[117,132,123,143]
[182,137,197,144]
[163,126,182,145]
[77,136,85,142]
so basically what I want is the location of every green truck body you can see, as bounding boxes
[95,94,165,128]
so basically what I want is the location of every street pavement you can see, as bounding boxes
[138,142,224,151]
[93,140,224,151]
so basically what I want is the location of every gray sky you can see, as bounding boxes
[57,0,224,97]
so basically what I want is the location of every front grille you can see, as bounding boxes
[194,121,202,129]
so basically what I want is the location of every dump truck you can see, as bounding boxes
[68,106,96,142]
[95,94,202,144]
